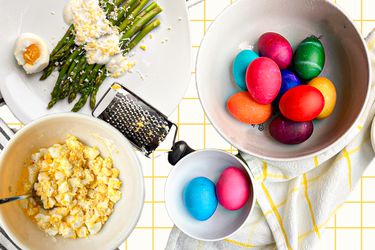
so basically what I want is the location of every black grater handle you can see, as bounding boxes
[168,141,195,166]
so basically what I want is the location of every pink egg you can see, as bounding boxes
[246,57,281,104]
[216,167,251,211]
[258,32,293,69]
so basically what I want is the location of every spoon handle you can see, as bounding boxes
[0,194,31,205]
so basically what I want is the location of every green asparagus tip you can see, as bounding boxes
[47,99,57,109]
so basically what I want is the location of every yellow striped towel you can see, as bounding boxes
[166,30,375,250]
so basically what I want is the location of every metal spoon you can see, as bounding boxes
[0,188,51,210]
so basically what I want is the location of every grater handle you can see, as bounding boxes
[168,141,195,166]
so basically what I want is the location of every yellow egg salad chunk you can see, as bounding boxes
[23,136,122,239]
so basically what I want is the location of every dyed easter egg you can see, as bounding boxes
[216,167,250,211]
[274,69,302,106]
[227,92,272,124]
[258,32,293,69]
[308,77,336,119]
[246,57,282,104]
[279,85,325,122]
[269,115,314,144]
[232,50,259,90]
[183,177,218,221]
[293,36,325,80]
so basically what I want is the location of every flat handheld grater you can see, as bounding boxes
[92,83,179,157]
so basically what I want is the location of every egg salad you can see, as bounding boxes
[22,136,122,239]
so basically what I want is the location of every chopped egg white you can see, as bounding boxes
[23,136,122,239]
[85,33,121,65]
[67,0,138,78]
[106,54,135,78]
[70,0,113,45]
[14,33,50,74]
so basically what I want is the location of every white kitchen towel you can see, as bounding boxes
[166,30,375,250]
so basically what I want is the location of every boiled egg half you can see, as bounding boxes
[14,33,50,74]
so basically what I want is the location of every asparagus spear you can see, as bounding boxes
[68,63,95,103]
[48,48,81,108]
[86,18,161,111]
[118,0,149,31]
[50,25,74,57]
[59,56,87,99]
[110,0,138,24]
[121,4,161,43]
[72,65,102,112]
[127,19,160,51]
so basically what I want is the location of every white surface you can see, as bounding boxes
[0,0,191,124]
[164,150,255,241]
[0,113,144,250]
[196,0,371,161]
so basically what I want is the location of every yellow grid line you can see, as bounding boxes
[152,152,155,250]
[361,177,363,250]
[361,0,364,33]
[334,215,337,250]
[136,227,173,229]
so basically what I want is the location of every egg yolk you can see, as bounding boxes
[23,44,40,65]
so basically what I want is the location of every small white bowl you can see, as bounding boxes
[0,113,144,250]
[165,149,255,241]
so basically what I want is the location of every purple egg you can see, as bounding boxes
[273,70,302,108]
[269,115,313,144]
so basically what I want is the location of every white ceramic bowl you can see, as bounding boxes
[196,0,371,161]
[165,150,255,241]
[0,113,144,250]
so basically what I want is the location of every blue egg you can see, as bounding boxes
[232,50,259,90]
[183,177,218,221]
[274,69,302,106]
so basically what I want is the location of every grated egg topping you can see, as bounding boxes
[71,0,113,45]
[69,0,135,77]
[23,136,122,239]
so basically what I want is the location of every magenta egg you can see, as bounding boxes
[216,167,251,211]
[258,32,293,69]
[246,57,281,104]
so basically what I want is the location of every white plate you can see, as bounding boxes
[0,0,191,123]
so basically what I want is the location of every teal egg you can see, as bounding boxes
[293,36,325,80]
[183,177,218,221]
[232,50,259,90]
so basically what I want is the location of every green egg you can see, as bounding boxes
[293,36,325,80]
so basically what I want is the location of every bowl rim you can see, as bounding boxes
[195,0,372,162]
[0,112,145,250]
[164,149,256,241]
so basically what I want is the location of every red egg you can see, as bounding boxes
[279,85,325,122]
[246,57,281,104]
[258,32,293,69]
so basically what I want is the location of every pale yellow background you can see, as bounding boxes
[2,0,375,249]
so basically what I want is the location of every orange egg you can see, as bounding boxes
[227,92,272,124]
[308,77,336,119]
